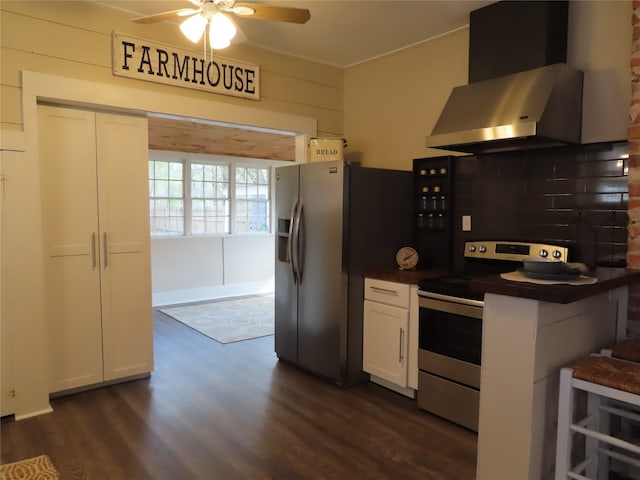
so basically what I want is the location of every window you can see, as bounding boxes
[235,166,270,233]
[149,159,184,235]
[191,163,229,234]
[149,154,272,236]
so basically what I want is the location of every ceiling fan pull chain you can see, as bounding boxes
[209,24,213,64]
[203,23,207,61]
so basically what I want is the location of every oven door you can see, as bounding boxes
[417,292,483,431]
[419,292,483,364]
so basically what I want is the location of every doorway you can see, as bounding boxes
[8,71,316,416]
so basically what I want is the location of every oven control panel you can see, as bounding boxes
[464,241,568,263]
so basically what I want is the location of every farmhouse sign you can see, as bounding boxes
[112,32,260,100]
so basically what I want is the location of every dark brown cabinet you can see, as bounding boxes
[413,156,455,269]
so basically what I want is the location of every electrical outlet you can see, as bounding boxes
[462,215,472,232]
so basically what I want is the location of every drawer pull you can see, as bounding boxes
[370,286,399,296]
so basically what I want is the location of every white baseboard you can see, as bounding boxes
[15,405,54,420]
[152,280,274,307]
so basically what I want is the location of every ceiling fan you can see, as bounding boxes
[133,0,311,50]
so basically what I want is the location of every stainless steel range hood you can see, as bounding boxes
[425,63,583,154]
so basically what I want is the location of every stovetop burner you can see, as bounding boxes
[418,275,483,301]
[418,240,571,301]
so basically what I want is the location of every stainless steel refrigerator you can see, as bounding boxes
[275,160,412,386]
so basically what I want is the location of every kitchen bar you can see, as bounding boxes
[368,266,640,479]
[474,269,639,479]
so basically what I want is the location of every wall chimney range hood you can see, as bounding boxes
[425,63,583,154]
[425,1,583,154]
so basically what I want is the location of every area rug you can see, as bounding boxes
[0,455,59,479]
[160,294,274,344]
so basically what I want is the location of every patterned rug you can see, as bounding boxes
[159,294,274,344]
[0,455,59,479]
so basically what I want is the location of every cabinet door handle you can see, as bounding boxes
[103,232,108,270]
[399,328,405,363]
[91,232,97,270]
[371,286,399,296]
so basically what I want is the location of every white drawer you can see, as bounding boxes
[364,278,410,308]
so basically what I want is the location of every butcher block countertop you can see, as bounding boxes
[471,267,640,304]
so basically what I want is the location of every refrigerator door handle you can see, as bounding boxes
[292,198,303,285]
[288,198,299,284]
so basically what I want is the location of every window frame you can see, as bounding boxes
[149,150,285,238]
[148,157,186,237]
[188,161,231,236]
[233,165,272,234]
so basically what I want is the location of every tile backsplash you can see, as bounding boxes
[451,140,628,271]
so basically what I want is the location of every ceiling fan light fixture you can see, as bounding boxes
[210,12,237,40]
[232,5,255,16]
[136,1,311,52]
[209,34,231,50]
[180,13,207,43]
[206,12,237,49]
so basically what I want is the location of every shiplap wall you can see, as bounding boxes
[0,0,343,136]
[0,0,343,419]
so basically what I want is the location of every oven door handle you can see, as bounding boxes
[418,290,484,308]
[419,295,483,319]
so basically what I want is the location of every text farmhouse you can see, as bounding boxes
[112,33,260,100]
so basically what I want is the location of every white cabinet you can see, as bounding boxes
[38,105,153,394]
[364,299,409,384]
[363,278,418,398]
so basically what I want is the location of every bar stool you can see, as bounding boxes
[555,355,640,480]
[602,338,640,363]
[599,338,640,478]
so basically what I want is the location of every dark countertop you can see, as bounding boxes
[366,267,640,304]
[471,267,640,304]
[365,268,448,285]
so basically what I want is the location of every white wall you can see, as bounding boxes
[151,235,274,306]
[344,28,469,171]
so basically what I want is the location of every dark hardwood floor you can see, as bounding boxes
[1,310,477,479]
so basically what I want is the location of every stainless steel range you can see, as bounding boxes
[416,240,569,431]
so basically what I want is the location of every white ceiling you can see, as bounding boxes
[96,0,494,68]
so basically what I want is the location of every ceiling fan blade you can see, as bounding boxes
[233,3,310,24]
[133,9,197,24]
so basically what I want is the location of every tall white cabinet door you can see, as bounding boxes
[38,105,104,392]
[363,300,409,387]
[95,113,153,381]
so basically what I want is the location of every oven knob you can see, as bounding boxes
[539,249,548,258]
[468,245,476,252]
[552,250,562,259]
[479,245,487,253]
